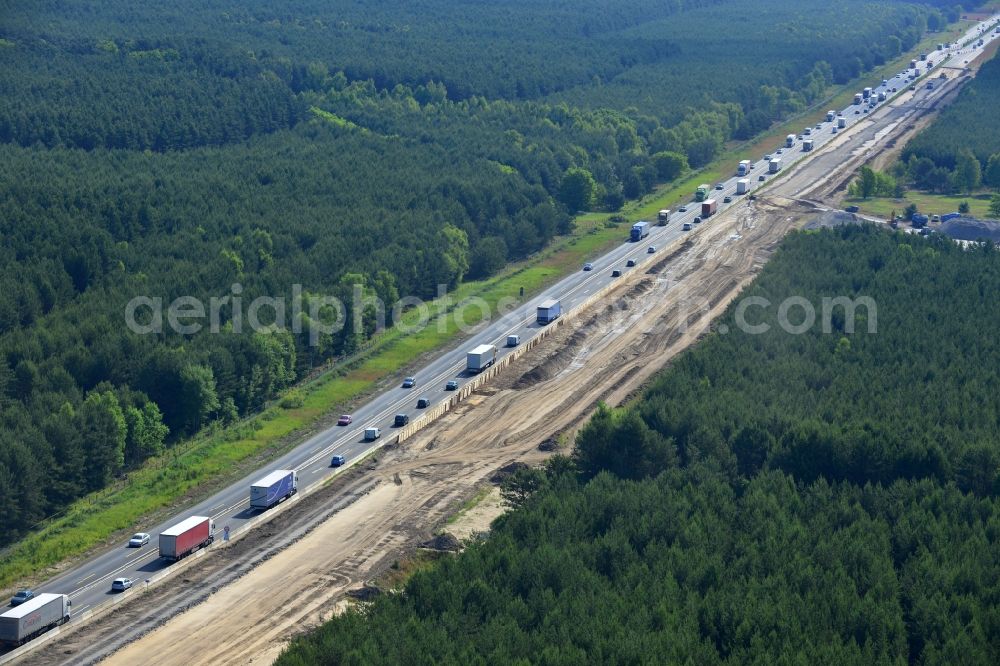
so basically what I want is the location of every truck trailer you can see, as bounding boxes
[249,469,298,510]
[785,134,795,147]
[837,115,847,128]
[701,199,718,217]
[863,87,872,99]
[159,516,215,561]
[695,184,710,202]
[826,110,836,122]
[657,209,671,225]
[853,93,863,105]
[737,160,751,176]
[802,139,814,151]
[536,299,562,324]
[466,344,498,373]
[630,221,650,241]
[735,179,750,195]
[0,594,71,647]
[768,158,782,173]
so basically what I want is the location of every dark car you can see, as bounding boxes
[723,196,732,203]
[394,413,409,427]
[693,216,702,224]
[626,259,636,267]
[417,397,430,408]
[331,455,346,467]
[337,414,352,426]
[758,175,766,181]
[611,269,622,277]
[845,205,860,213]
[715,183,724,190]
[445,380,459,391]
[402,377,415,388]
[10,590,33,606]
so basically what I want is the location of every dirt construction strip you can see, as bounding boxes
[18,192,816,666]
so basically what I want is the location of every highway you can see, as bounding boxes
[13,12,1000,649]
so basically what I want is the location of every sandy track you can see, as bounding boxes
[34,195,808,666]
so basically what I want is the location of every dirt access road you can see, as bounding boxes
[25,47,967,665]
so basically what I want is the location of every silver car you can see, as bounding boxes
[128,532,150,548]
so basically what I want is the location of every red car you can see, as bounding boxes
[337,414,352,426]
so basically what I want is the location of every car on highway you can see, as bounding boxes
[128,532,150,547]
[445,380,459,391]
[337,414,352,426]
[402,377,415,388]
[582,263,593,271]
[693,216,702,224]
[611,269,622,277]
[714,183,724,190]
[331,455,346,467]
[758,174,766,181]
[10,589,33,606]
[815,123,822,129]
[832,127,838,134]
[764,154,772,161]
[892,87,897,92]
[863,108,869,113]
[417,397,430,408]
[723,196,732,203]
[854,109,860,114]
[626,259,636,267]
[775,148,783,154]
[394,414,409,427]
[909,85,916,91]
[111,578,133,592]
[647,246,656,253]
[678,205,688,212]
[683,222,692,230]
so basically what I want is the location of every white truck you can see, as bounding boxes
[785,134,795,148]
[802,139,814,151]
[466,344,498,373]
[737,160,751,176]
[536,299,562,324]
[863,87,872,99]
[768,158,781,174]
[249,470,298,510]
[853,93,863,105]
[735,179,750,195]
[657,209,671,225]
[837,115,847,128]
[0,594,71,647]
[826,110,836,122]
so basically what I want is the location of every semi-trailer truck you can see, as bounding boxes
[853,93,863,105]
[536,299,561,324]
[769,158,781,173]
[657,209,671,225]
[837,116,847,128]
[630,221,650,241]
[0,594,71,647]
[878,90,887,101]
[701,199,718,217]
[802,139,814,151]
[785,134,795,147]
[826,110,836,122]
[737,160,751,176]
[159,516,215,561]
[863,87,872,99]
[910,59,917,69]
[695,183,710,201]
[735,179,750,195]
[466,344,498,373]
[249,469,298,510]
